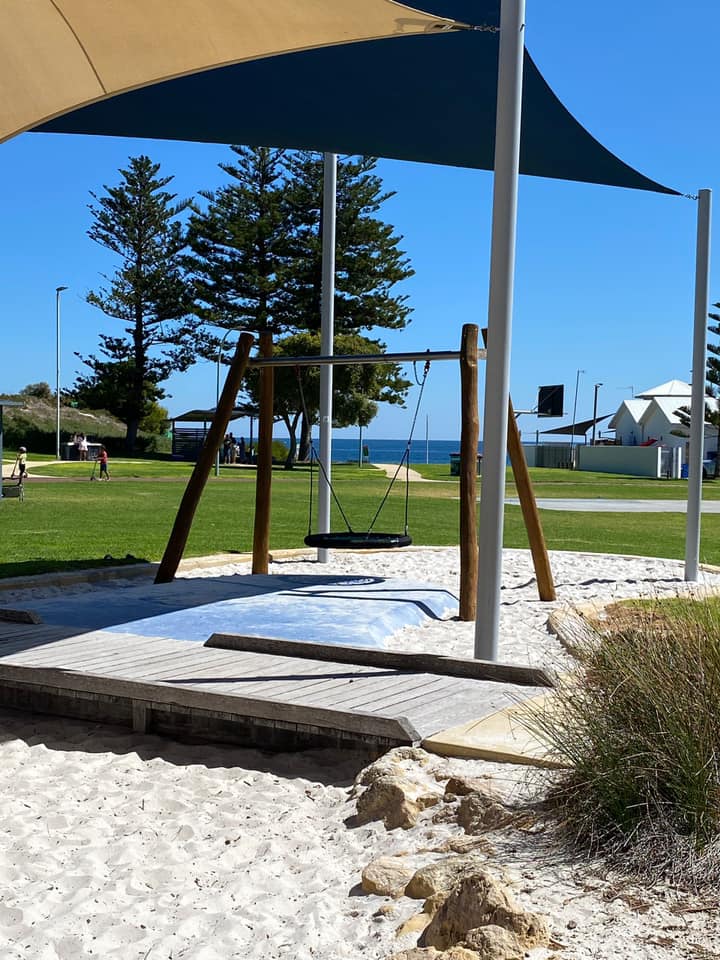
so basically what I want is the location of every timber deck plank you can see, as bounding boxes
[0,626,544,751]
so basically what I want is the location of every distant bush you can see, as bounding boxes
[20,381,53,400]
[526,597,720,887]
[272,439,290,462]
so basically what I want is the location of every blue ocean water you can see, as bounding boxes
[326,437,481,465]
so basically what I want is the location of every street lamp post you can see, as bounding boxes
[55,286,68,460]
[569,368,585,466]
[591,382,603,445]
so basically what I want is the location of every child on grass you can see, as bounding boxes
[98,446,110,481]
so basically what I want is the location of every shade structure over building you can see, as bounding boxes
[30,0,677,195]
[541,415,611,437]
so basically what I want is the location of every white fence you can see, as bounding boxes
[577,445,663,477]
[522,444,682,478]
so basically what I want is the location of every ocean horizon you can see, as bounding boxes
[266,436,554,465]
[268,437,478,466]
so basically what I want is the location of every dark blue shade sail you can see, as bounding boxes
[37,9,677,196]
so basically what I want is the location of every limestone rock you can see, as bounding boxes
[362,856,414,898]
[385,949,442,960]
[420,871,548,951]
[405,853,488,900]
[461,925,524,960]
[355,747,432,790]
[396,892,447,937]
[443,776,498,799]
[355,775,423,830]
[457,791,511,834]
[386,949,479,960]
[431,803,461,825]
[495,907,549,949]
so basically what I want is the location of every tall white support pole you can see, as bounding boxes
[55,285,67,460]
[475,0,525,660]
[317,153,337,563]
[685,188,712,581]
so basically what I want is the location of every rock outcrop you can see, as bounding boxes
[419,872,549,952]
[353,748,443,830]
[361,856,415,898]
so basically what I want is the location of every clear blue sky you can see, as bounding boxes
[1,0,717,444]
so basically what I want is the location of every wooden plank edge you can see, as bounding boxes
[0,608,43,624]
[204,633,553,688]
[0,662,420,743]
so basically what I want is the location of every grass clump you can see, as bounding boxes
[528,596,720,887]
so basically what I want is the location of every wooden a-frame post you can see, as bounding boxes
[481,328,555,601]
[252,331,274,574]
[459,323,479,620]
[155,332,255,584]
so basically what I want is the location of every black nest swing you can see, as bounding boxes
[300,361,429,551]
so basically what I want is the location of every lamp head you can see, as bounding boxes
[56,285,68,293]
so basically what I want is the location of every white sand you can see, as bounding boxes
[1,548,720,959]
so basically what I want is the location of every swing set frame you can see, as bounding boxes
[154,323,555,622]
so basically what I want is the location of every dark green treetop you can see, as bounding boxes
[75,155,199,450]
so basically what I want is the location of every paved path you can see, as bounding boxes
[372,462,430,482]
[506,497,720,513]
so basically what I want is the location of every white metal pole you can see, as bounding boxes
[685,188,712,581]
[55,286,67,460]
[426,414,429,464]
[475,0,525,660]
[570,368,584,465]
[317,153,337,563]
[591,382,602,445]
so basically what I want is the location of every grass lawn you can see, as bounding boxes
[1,460,719,577]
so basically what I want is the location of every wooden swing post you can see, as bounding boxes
[459,323,479,620]
[252,331,274,574]
[155,332,254,584]
[481,328,556,601]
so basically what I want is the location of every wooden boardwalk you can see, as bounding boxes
[0,620,549,753]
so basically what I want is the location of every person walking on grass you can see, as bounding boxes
[98,446,110,481]
[15,446,28,484]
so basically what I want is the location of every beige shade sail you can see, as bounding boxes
[1,0,456,144]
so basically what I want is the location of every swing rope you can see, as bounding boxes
[364,358,430,537]
[297,357,430,541]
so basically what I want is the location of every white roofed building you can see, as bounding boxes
[609,380,718,457]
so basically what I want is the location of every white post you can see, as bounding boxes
[475,0,525,660]
[317,153,337,563]
[569,368,584,466]
[685,188,712,581]
[55,285,67,460]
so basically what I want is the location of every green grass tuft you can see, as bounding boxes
[525,597,720,886]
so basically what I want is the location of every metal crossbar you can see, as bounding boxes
[249,348,486,368]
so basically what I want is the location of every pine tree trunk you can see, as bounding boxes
[298,415,312,462]
[282,413,298,469]
[126,418,139,452]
